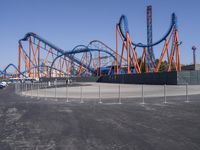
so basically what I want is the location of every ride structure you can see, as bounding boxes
[115,11,181,74]
[146,5,155,71]
[16,32,117,78]
[1,6,182,79]
[0,63,27,78]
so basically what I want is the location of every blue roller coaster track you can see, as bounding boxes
[118,13,177,70]
[49,45,116,77]
[1,32,117,78]
[118,13,177,48]
[1,13,178,78]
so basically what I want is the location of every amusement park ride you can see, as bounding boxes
[0,6,181,79]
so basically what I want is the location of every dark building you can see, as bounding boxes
[182,64,200,71]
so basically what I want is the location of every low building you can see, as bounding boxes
[181,64,200,71]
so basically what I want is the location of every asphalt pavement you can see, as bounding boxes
[1,85,200,150]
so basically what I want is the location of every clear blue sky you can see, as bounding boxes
[0,0,200,69]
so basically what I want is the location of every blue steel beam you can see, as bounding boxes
[0,63,27,77]
[19,33,92,72]
[119,13,177,48]
[0,64,71,78]
[50,48,116,77]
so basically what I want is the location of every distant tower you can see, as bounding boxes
[192,46,197,65]
[146,5,155,70]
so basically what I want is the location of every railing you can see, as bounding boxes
[15,82,200,104]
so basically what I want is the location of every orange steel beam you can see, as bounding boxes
[20,37,75,78]
[155,40,168,72]
[28,39,31,77]
[140,48,146,70]
[127,34,141,73]
[168,30,176,72]
[175,31,181,71]
[18,45,21,77]
[117,25,141,74]
[166,28,181,72]
[156,29,173,72]
[116,26,128,62]
[43,48,53,77]
[29,38,41,78]
[126,33,131,74]
[115,24,119,74]
[119,42,125,73]
[116,22,181,74]
[145,60,149,73]
[37,41,40,78]
[20,46,29,72]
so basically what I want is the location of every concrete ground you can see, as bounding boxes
[23,82,200,99]
[1,85,200,150]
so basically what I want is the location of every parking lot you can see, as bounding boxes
[0,85,200,149]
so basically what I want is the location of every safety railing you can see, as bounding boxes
[15,82,200,104]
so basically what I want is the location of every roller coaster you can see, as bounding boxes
[0,10,181,79]
[116,13,181,74]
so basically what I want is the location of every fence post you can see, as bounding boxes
[17,83,19,94]
[44,82,47,100]
[55,84,57,101]
[118,84,121,104]
[28,83,30,96]
[164,84,167,103]
[15,83,17,94]
[27,83,29,95]
[37,83,39,99]
[24,83,26,97]
[31,83,33,98]
[80,86,84,103]
[185,83,189,103]
[141,84,145,104]
[66,84,69,102]
[98,85,102,104]
[21,83,23,96]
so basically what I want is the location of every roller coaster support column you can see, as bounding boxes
[126,33,131,74]
[139,48,146,71]
[175,31,181,71]
[28,38,31,77]
[37,41,40,78]
[115,24,119,74]
[28,38,41,78]
[168,28,181,72]
[156,33,173,72]
[146,5,155,71]
[156,26,181,72]
[126,33,141,74]
[116,25,141,74]
[18,45,21,78]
